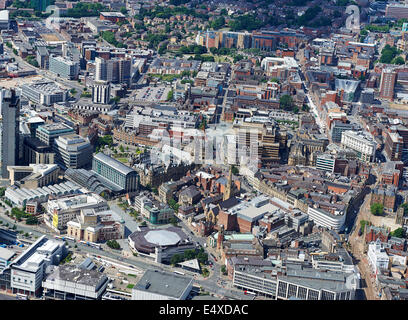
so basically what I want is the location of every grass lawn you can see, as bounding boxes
[150,74,182,82]
[116,158,128,163]
[127,284,135,289]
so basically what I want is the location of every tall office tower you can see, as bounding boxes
[118,59,131,86]
[92,81,111,104]
[0,89,20,178]
[95,57,107,82]
[95,57,131,86]
[379,68,397,101]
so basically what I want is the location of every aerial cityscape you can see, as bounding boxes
[0,0,407,305]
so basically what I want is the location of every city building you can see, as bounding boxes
[49,55,79,80]
[44,193,108,232]
[42,264,109,300]
[341,130,376,162]
[0,247,15,272]
[275,267,358,300]
[131,270,193,300]
[7,164,59,188]
[128,226,196,263]
[331,121,359,143]
[92,153,139,193]
[92,81,111,105]
[379,68,397,101]
[370,185,397,212]
[95,57,131,85]
[66,208,124,243]
[307,206,346,232]
[36,46,49,69]
[36,123,75,146]
[315,153,336,173]
[54,134,93,170]
[385,131,404,162]
[23,137,55,165]
[0,89,20,178]
[9,235,67,297]
[20,81,68,106]
[5,180,81,207]
[367,240,390,274]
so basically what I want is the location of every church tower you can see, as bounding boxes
[223,165,233,201]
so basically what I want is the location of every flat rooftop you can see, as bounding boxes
[0,247,15,261]
[45,264,107,287]
[134,270,192,299]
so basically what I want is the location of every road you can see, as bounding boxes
[0,293,17,300]
[299,70,325,134]
[348,194,380,300]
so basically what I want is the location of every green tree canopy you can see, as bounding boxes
[370,203,384,216]
[107,239,121,249]
[380,45,400,64]
[391,56,405,65]
[390,227,405,238]
[170,253,184,265]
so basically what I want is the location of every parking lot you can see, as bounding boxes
[131,86,171,102]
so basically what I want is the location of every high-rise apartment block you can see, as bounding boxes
[379,68,397,101]
[0,89,20,178]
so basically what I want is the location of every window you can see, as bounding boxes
[277,281,288,298]
[307,289,319,300]
[297,287,307,300]
[288,284,297,298]
[321,290,335,300]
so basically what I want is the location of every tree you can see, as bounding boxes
[370,203,384,216]
[380,45,400,64]
[360,220,369,233]
[279,95,295,111]
[400,203,408,215]
[221,265,227,275]
[170,216,179,226]
[64,2,107,18]
[168,199,180,212]
[391,56,405,65]
[26,216,38,225]
[170,254,183,265]
[120,6,127,15]
[233,54,244,63]
[201,267,209,277]
[391,227,405,238]
[184,249,196,261]
[231,165,239,175]
[197,249,208,265]
[167,89,174,101]
[106,239,121,250]
[119,145,125,153]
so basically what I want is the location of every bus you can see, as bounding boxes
[173,270,185,276]
[55,236,75,242]
[16,293,28,300]
[87,241,102,250]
